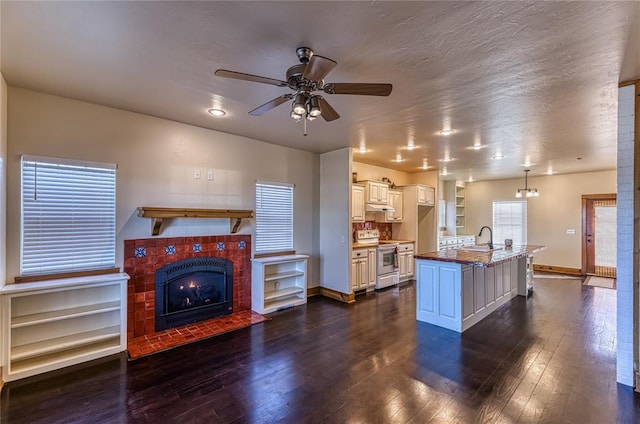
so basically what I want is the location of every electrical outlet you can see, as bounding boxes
[207,170,214,181]
[193,169,201,179]
[566,228,576,235]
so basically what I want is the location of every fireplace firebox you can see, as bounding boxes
[155,257,233,332]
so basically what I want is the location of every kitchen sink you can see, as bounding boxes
[458,244,503,252]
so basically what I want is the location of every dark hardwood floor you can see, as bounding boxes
[2,277,639,423]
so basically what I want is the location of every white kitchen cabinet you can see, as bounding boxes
[1,273,129,382]
[376,189,403,222]
[352,184,365,223]
[252,255,308,314]
[417,185,435,206]
[351,248,375,291]
[367,248,377,288]
[398,242,415,282]
[362,180,390,205]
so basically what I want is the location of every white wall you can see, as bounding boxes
[616,83,636,387]
[6,88,320,285]
[320,148,351,293]
[352,161,412,186]
[466,170,616,269]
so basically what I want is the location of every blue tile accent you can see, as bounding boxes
[165,245,176,255]
[134,247,146,258]
[192,243,202,253]
[217,242,225,251]
[238,241,246,249]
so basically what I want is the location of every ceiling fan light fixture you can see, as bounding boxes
[308,96,322,117]
[293,93,307,115]
[290,109,303,120]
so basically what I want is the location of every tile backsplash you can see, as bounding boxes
[352,221,393,241]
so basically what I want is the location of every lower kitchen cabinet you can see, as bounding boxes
[398,242,415,282]
[352,248,376,291]
[1,273,129,382]
[252,255,308,314]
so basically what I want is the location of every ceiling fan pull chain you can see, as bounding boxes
[304,115,308,136]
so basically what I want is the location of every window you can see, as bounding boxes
[21,155,116,276]
[492,201,527,245]
[255,181,293,254]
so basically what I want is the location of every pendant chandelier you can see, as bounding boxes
[515,169,539,198]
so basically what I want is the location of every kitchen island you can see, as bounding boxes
[414,245,545,332]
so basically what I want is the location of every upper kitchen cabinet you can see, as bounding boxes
[352,184,365,223]
[375,189,403,223]
[362,180,390,204]
[417,185,435,206]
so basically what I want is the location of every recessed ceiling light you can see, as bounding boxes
[356,146,368,153]
[207,108,226,117]
[421,159,430,170]
[492,154,505,160]
[521,162,535,167]
[439,157,454,162]
[469,144,485,150]
[467,176,474,182]
[546,169,554,175]
[441,167,449,176]
[440,129,455,136]
[392,153,405,163]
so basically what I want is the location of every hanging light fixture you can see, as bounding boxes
[515,169,539,198]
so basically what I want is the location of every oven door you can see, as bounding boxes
[377,245,398,274]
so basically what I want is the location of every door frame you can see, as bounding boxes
[581,193,617,276]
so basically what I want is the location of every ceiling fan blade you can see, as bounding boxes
[302,55,337,82]
[317,96,340,121]
[215,69,288,87]
[323,83,392,96]
[249,94,293,116]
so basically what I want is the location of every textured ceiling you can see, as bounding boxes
[2,1,639,181]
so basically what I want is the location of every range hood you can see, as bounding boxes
[365,203,395,212]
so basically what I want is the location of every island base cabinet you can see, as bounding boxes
[416,261,462,332]
[416,259,521,333]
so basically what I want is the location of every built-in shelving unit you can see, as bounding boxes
[1,273,129,382]
[137,207,254,235]
[455,184,466,232]
[251,255,308,314]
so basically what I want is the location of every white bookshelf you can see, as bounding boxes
[251,255,308,314]
[1,273,129,382]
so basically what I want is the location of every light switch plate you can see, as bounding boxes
[193,169,201,179]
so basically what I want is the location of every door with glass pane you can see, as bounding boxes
[582,194,616,277]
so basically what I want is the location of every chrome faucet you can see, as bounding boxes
[478,226,493,250]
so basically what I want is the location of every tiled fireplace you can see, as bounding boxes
[124,235,261,357]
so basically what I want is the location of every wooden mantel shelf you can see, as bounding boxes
[137,207,254,236]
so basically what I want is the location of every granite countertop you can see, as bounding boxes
[352,240,415,249]
[415,244,545,267]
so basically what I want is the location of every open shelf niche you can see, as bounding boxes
[1,273,129,382]
[251,255,308,314]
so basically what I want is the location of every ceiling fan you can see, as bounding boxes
[215,47,392,123]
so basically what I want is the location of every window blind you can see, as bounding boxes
[492,201,527,245]
[21,155,117,276]
[255,181,293,254]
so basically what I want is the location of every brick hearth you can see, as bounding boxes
[124,235,255,355]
